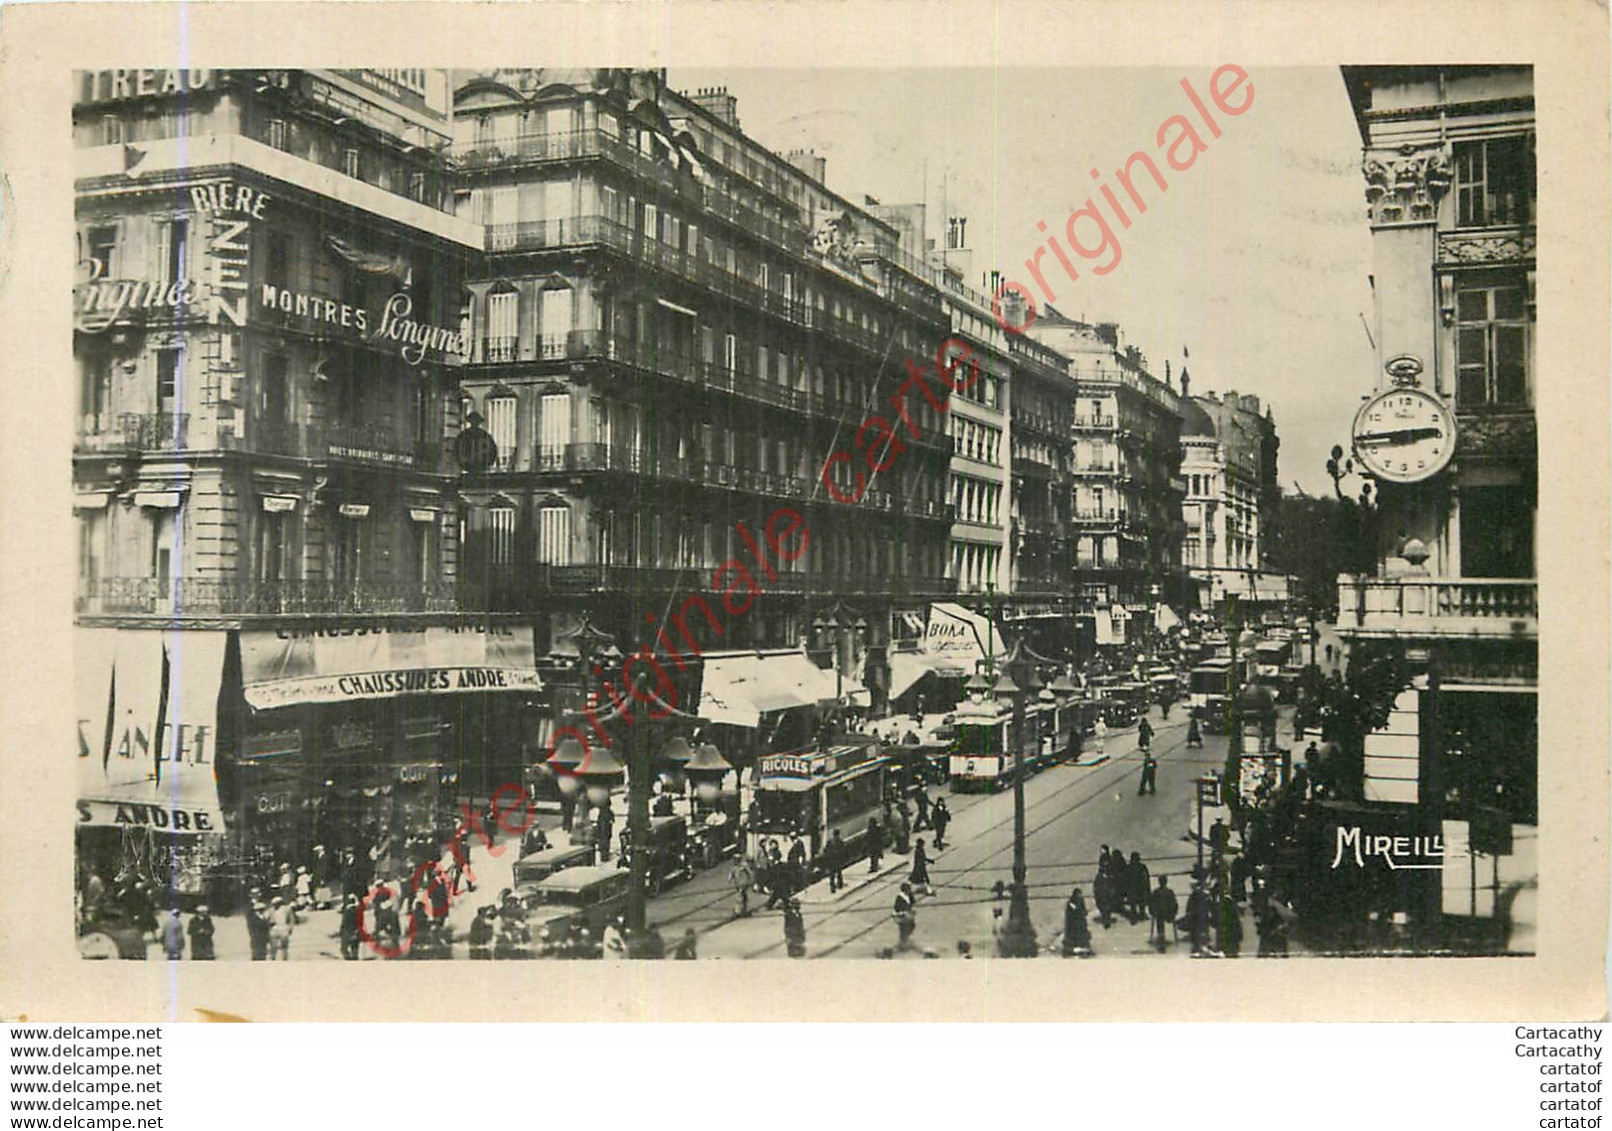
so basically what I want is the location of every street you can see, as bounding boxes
[640,708,1268,959]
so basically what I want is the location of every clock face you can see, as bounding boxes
[1351,387,1457,484]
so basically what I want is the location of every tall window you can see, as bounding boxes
[1455,279,1528,408]
[485,394,517,471]
[257,510,288,583]
[156,349,180,416]
[408,170,427,203]
[537,506,571,565]
[267,117,289,151]
[150,510,177,589]
[102,115,123,146]
[155,218,187,283]
[1454,136,1534,228]
[408,517,435,585]
[644,203,658,242]
[85,225,118,281]
[723,333,737,373]
[540,392,571,457]
[539,286,573,349]
[488,506,515,566]
[259,353,289,435]
[78,511,104,587]
[342,148,361,179]
[82,355,112,430]
[487,290,518,362]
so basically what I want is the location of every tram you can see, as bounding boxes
[948,696,1049,792]
[1188,657,1234,733]
[746,740,890,871]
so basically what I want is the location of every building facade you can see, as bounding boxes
[72,69,532,902]
[448,69,957,720]
[1335,65,1537,947]
[1026,308,1185,654]
[1179,385,1286,615]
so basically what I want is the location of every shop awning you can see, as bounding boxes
[75,627,227,834]
[695,651,837,728]
[889,651,943,701]
[241,624,541,710]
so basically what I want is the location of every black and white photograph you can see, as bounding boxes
[64,60,1551,968]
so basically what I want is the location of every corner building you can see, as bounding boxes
[1334,66,1536,948]
[1025,308,1185,655]
[449,69,955,720]
[71,70,540,905]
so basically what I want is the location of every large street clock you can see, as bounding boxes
[1351,384,1457,484]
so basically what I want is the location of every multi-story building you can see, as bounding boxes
[1333,65,1537,948]
[1179,383,1285,615]
[1026,307,1184,654]
[72,69,519,900]
[448,69,957,722]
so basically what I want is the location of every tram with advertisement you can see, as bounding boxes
[948,695,1051,792]
[746,740,890,872]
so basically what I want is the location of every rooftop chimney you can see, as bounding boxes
[784,147,827,185]
[690,86,739,128]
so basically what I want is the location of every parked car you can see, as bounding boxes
[78,906,148,960]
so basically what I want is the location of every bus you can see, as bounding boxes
[1188,658,1234,732]
[746,742,889,872]
[948,696,1049,792]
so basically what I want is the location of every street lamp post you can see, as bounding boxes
[995,639,1042,957]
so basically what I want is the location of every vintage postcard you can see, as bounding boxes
[0,0,1605,1021]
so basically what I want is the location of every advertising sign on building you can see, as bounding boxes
[240,624,542,710]
[920,602,1008,675]
[75,628,228,834]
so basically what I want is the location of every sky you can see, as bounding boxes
[668,66,1376,496]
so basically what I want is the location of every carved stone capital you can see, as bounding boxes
[1363,145,1452,227]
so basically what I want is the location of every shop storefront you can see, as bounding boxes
[75,627,232,910]
[230,623,544,878]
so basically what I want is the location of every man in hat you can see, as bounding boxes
[160,909,185,961]
[596,803,615,862]
[186,904,215,961]
[892,883,916,951]
[823,829,847,893]
[1148,875,1178,952]
[245,888,270,961]
[1138,750,1158,796]
[931,798,951,851]
[294,866,313,908]
[338,895,361,960]
[783,898,807,958]
[267,896,296,960]
[865,817,885,874]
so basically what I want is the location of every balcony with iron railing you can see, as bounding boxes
[76,413,441,472]
[459,562,956,608]
[77,576,461,619]
[236,419,438,471]
[1071,414,1116,430]
[1336,575,1539,640]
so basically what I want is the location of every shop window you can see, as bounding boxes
[1455,279,1528,408]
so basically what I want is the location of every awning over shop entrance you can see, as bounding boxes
[888,650,947,700]
[241,624,541,710]
[695,650,840,728]
[75,627,228,833]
